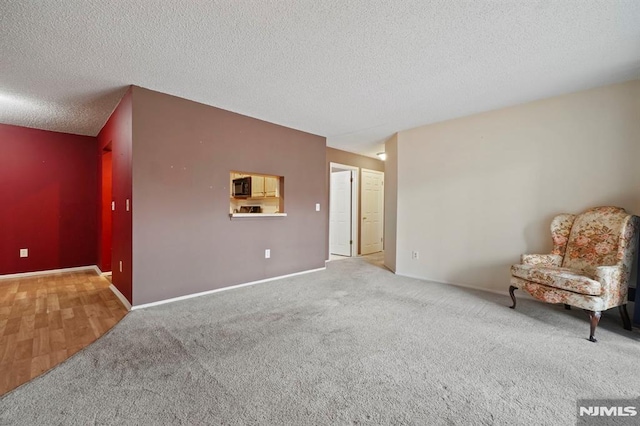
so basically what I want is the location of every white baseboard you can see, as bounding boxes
[393,271,530,299]
[132,266,326,310]
[109,284,132,311]
[0,265,101,280]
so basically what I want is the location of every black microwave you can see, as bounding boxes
[232,177,251,198]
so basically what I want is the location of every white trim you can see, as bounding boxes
[0,265,101,280]
[109,284,132,311]
[132,266,326,310]
[329,162,359,258]
[230,213,287,218]
[394,271,535,299]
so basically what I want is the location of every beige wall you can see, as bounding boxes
[326,147,384,256]
[383,134,398,272]
[132,86,327,305]
[393,80,640,293]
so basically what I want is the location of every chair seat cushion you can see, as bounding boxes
[510,264,602,296]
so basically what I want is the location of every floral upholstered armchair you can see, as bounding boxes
[509,206,639,342]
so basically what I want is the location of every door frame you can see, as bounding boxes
[329,162,359,258]
[360,168,384,255]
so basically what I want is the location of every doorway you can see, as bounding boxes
[361,169,384,255]
[100,144,113,273]
[329,163,358,258]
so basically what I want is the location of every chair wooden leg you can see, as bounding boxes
[564,304,571,310]
[509,285,518,309]
[619,305,632,331]
[586,310,601,342]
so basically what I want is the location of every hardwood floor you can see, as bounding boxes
[0,270,128,396]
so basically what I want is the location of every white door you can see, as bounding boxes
[330,170,352,256]
[361,169,384,255]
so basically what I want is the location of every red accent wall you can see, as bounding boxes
[97,89,133,303]
[0,124,97,275]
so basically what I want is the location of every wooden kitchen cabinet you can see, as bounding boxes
[251,175,265,198]
[265,176,279,197]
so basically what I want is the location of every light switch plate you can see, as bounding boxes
[20,248,28,258]
[315,203,320,211]
[265,249,271,259]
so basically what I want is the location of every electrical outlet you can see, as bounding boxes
[411,250,419,260]
[265,249,271,259]
[20,248,28,258]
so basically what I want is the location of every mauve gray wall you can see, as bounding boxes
[326,148,385,174]
[131,86,327,305]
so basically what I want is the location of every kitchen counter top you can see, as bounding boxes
[229,213,287,218]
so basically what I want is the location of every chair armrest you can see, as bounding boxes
[521,254,562,267]
[594,266,624,291]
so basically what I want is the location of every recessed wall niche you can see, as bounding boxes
[229,171,286,217]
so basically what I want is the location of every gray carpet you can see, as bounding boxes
[1,254,639,425]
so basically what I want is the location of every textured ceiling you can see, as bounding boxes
[1,1,640,157]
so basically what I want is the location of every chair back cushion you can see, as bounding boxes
[550,214,576,257]
[562,206,632,274]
